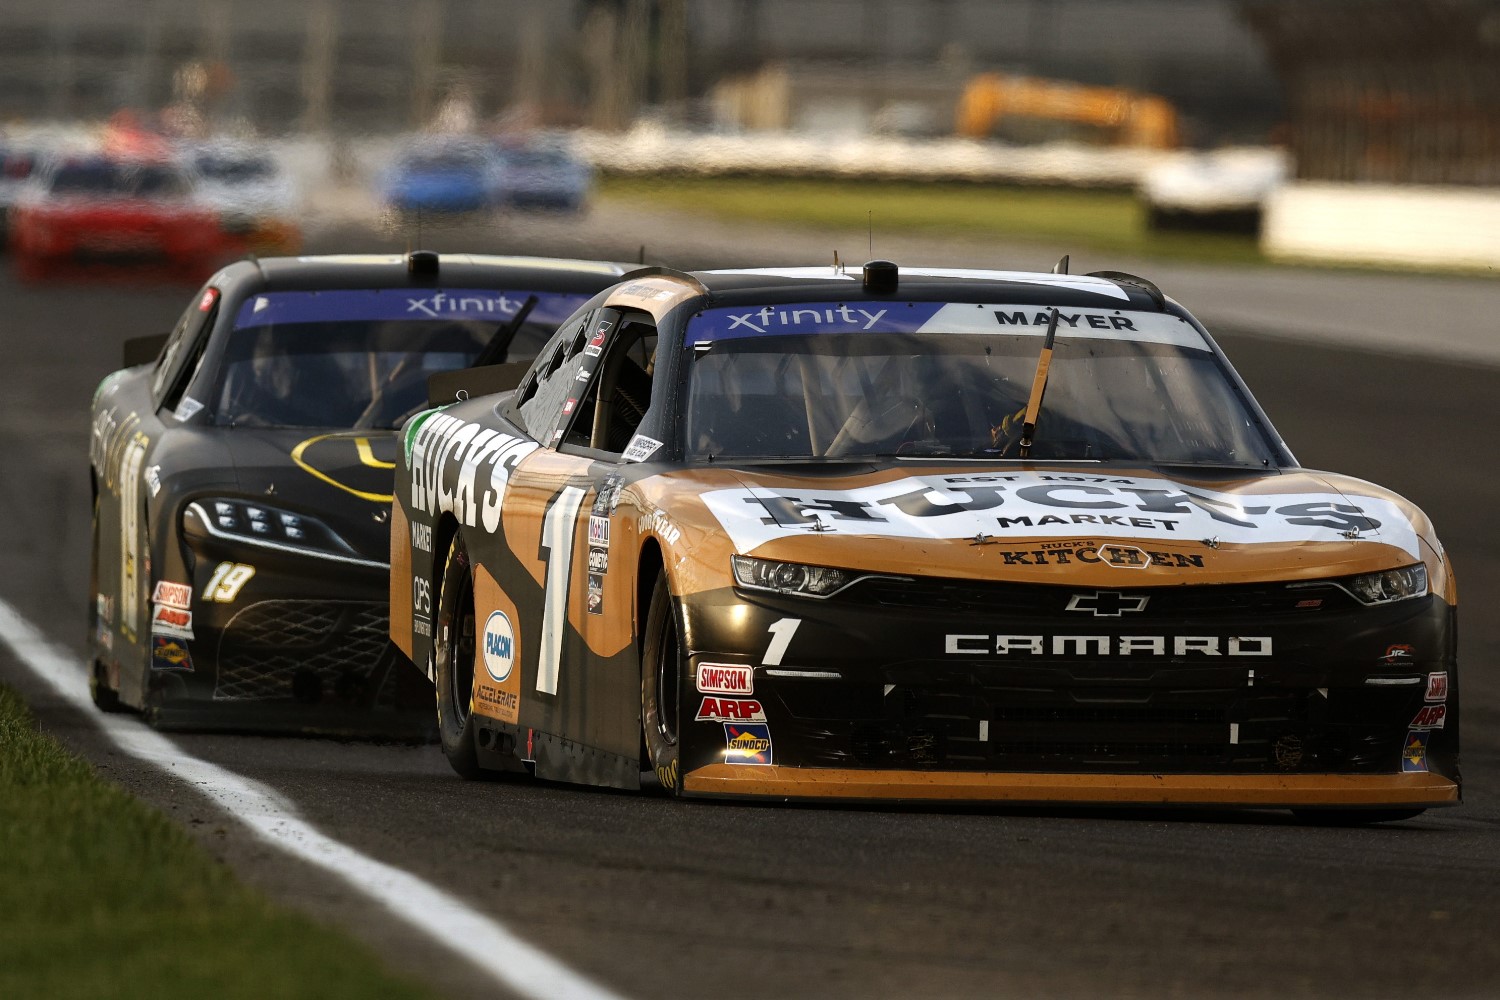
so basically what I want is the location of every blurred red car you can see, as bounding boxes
[9,156,230,282]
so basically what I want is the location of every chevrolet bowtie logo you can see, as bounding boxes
[1065,591,1149,617]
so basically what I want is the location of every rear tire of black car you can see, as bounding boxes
[641,574,683,795]
[89,659,123,713]
[1291,808,1426,826]
[434,532,482,780]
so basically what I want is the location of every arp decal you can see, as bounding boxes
[1426,672,1449,703]
[291,431,399,503]
[406,413,539,532]
[700,473,1420,558]
[697,662,753,695]
[724,723,773,765]
[696,697,766,722]
[945,634,1273,657]
[204,563,256,603]
[151,636,194,672]
[1409,705,1447,730]
[1403,731,1430,773]
[152,580,193,610]
[150,605,194,640]
[481,611,516,683]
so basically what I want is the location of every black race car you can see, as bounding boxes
[89,251,630,734]
[390,261,1457,821]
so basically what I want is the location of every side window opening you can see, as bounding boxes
[516,311,593,440]
[155,287,221,413]
[564,317,657,455]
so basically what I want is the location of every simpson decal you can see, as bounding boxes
[622,434,663,464]
[406,414,540,531]
[152,580,193,610]
[1426,672,1449,703]
[697,663,753,695]
[699,472,1420,559]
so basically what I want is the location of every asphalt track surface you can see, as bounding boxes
[3,210,1500,999]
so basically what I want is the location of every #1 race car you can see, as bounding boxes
[390,261,1458,821]
[89,251,630,734]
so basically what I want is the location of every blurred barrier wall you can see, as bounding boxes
[1263,184,1500,269]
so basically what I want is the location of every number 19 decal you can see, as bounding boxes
[536,485,587,695]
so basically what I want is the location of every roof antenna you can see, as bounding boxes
[1052,254,1070,275]
[638,244,646,264]
[833,249,843,274]
[868,211,873,258]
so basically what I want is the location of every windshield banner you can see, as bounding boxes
[234,289,589,329]
[690,302,1207,348]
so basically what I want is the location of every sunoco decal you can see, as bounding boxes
[699,472,1420,559]
[406,413,540,531]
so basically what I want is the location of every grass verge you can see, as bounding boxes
[0,684,430,1000]
[600,175,1267,266]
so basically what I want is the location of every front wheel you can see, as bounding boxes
[433,532,482,779]
[641,574,683,794]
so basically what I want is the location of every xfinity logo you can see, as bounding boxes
[406,291,524,318]
[945,634,1272,656]
[727,305,888,333]
[1066,591,1148,616]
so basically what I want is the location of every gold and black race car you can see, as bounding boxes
[88,251,630,734]
[390,261,1458,820]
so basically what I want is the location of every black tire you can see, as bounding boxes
[641,574,683,794]
[1291,808,1426,826]
[433,532,482,779]
[89,659,124,713]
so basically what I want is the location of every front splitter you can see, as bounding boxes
[682,765,1459,807]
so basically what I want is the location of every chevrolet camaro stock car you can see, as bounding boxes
[88,251,630,734]
[389,260,1457,821]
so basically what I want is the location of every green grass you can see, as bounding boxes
[0,685,431,1000]
[600,175,1268,266]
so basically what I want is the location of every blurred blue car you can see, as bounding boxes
[382,141,507,215]
[496,141,592,212]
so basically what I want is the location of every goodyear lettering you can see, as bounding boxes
[408,414,539,532]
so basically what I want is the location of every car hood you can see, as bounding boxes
[636,463,1441,593]
[222,427,399,563]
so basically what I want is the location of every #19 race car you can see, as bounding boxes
[390,261,1458,821]
[89,251,630,735]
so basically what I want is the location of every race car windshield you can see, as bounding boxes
[683,302,1277,467]
[195,154,277,182]
[50,162,190,198]
[212,289,588,429]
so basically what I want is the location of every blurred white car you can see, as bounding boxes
[183,143,302,254]
[1140,148,1290,233]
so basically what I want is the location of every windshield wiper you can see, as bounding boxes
[471,294,539,367]
[1016,306,1060,460]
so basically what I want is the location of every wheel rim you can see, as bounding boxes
[450,571,475,728]
[655,609,681,746]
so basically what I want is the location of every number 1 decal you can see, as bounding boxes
[536,485,587,695]
[764,618,801,666]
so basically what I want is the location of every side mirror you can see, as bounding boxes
[426,361,532,409]
[123,333,170,368]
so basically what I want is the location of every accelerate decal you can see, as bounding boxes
[689,301,1203,349]
[724,723,773,765]
[406,413,540,532]
[233,289,590,329]
[945,634,1272,657]
[697,697,766,723]
[481,611,516,683]
[697,663,753,696]
[699,472,1421,559]
[150,636,193,672]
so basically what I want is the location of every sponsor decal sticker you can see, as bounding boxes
[173,397,204,421]
[638,508,681,545]
[588,546,608,573]
[697,662,753,695]
[481,611,515,683]
[95,593,114,624]
[95,619,114,652]
[150,636,193,672]
[406,414,541,531]
[1382,644,1416,666]
[724,723,773,765]
[411,521,433,553]
[583,319,613,357]
[562,397,577,416]
[622,434,663,464]
[233,289,588,328]
[144,464,162,497]
[696,697,766,723]
[1409,704,1447,730]
[198,287,219,312]
[588,514,611,547]
[1426,671,1449,703]
[150,605,194,640]
[151,581,193,610]
[587,574,604,616]
[945,634,1272,657]
[413,577,433,637]
[1402,730,1429,772]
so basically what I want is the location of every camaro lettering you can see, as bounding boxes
[945,635,1274,656]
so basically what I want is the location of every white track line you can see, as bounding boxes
[0,598,627,1000]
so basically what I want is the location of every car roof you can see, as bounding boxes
[221,253,634,294]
